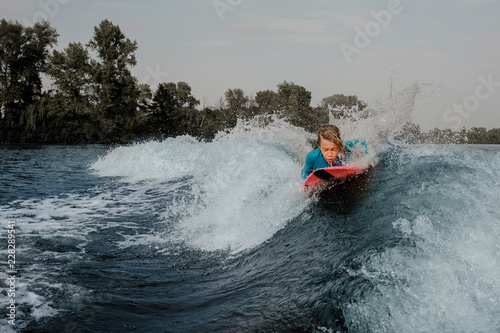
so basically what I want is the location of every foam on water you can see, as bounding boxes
[91,119,313,253]
[0,178,162,330]
[342,144,500,332]
[91,136,203,183]
[322,83,425,170]
[0,119,315,330]
[2,84,499,331]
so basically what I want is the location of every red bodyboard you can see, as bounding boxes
[303,165,367,190]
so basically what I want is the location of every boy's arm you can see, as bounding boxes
[344,139,369,155]
[344,139,376,167]
[301,151,315,179]
[301,161,313,179]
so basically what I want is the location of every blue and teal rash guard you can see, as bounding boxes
[301,139,368,179]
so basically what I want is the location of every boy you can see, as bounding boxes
[301,124,368,179]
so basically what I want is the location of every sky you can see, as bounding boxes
[1,0,500,130]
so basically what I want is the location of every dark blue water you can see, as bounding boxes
[1,127,500,332]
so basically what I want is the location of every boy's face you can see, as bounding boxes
[319,138,339,164]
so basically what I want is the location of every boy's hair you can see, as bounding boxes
[317,125,346,155]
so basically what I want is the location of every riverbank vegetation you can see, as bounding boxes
[396,123,500,144]
[1,19,499,144]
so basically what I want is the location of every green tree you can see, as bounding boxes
[321,94,367,119]
[176,81,199,109]
[395,122,422,143]
[321,94,367,110]
[44,41,94,139]
[276,81,317,130]
[87,19,138,119]
[149,81,200,136]
[487,128,500,144]
[21,91,100,143]
[47,42,92,101]
[181,105,236,141]
[137,83,152,114]
[151,82,176,121]
[467,127,488,144]
[254,89,279,114]
[224,88,248,112]
[457,127,467,144]
[277,81,312,112]
[0,19,58,140]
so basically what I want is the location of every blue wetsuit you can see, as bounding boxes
[301,139,368,179]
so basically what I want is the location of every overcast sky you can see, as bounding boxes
[2,0,499,130]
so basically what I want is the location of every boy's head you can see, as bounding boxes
[317,125,346,163]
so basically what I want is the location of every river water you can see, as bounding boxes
[1,121,500,332]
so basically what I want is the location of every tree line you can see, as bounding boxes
[1,19,499,144]
[0,19,361,144]
[396,123,500,144]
